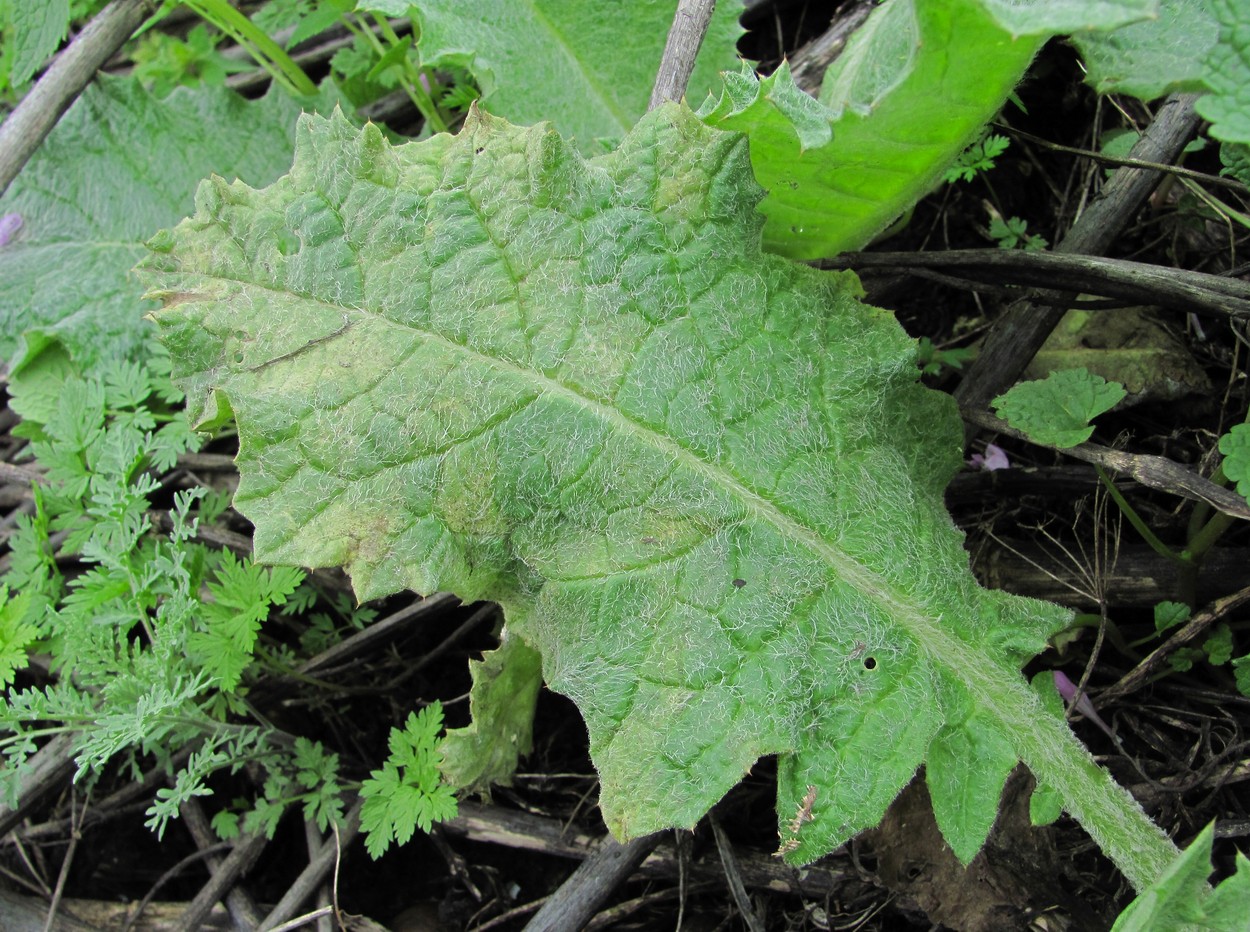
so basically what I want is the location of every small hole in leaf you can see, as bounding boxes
[475,147,485,154]
[732,578,746,588]
[862,657,877,670]
[233,352,244,363]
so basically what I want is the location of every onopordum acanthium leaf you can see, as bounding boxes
[993,368,1127,449]
[141,105,1178,887]
[1110,822,1250,931]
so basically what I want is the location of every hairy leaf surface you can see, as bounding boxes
[0,76,342,379]
[141,106,1177,884]
[1069,0,1218,100]
[1111,822,1250,931]
[8,0,69,88]
[1072,0,1250,145]
[414,0,743,150]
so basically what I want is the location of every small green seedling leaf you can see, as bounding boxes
[1110,821,1250,931]
[0,586,37,688]
[360,703,459,859]
[1204,624,1235,666]
[1154,600,1192,634]
[943,133,1010,184]
[1218,423,1250,500]
[989,215,1048,251]
[993,369,1127,448]
[1232,655,1250,698]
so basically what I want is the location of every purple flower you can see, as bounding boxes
[0,213,23,248]
[969,442,1010,471]
[1053,670,1116,742]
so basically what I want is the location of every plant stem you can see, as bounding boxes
[1095,466,1184,564]
[359,12,448,134]
[0,0,154,197]
[977,654,1179,890]
[649,0,717,110]
[186,0,316,97]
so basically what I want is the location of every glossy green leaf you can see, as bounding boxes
[141,105,1177,886]
[993,369,1128,449]
[413,0,743,150]
[0,75,345,380]
[698,0,1153,259]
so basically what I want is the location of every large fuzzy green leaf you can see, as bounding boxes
[699,0,1154,258]
[1193,0,1250,144]
[413,0,743,150]
[1069,0,1218,100]
[0,75,343,380]
[1072,0,1250,144]
[140,105,1177,886]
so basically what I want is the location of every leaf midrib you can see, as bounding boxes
[207,274,1013,715]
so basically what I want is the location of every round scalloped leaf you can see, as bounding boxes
[1069,0,1219,100]
[993,369,1127,449]
[1218,423,1250,501]
[1193,0,1250,144]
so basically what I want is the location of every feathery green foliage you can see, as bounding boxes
[0,360,329,838]
[360,703,458,858]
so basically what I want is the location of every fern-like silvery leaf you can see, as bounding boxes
[140,105,1177,885]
